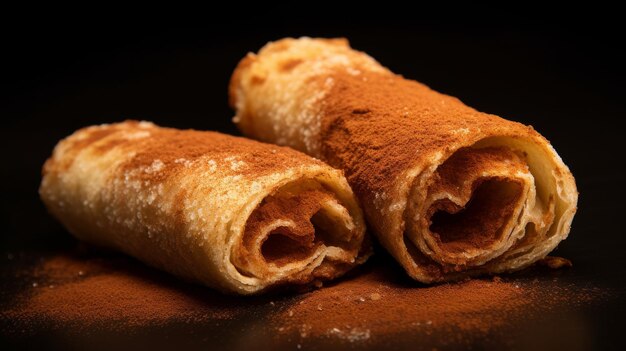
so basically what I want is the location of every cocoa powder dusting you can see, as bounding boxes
[2,251,606,345]
[5,252,243,328]
[51,121,327,186]
[271,258,606,343]
[319,69,535,203]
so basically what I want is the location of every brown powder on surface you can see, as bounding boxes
[5,252,247,328]
[46,121,329,187]
[25,274,205,325]
[271,258,605,343]
[319,69,535,206]
[117,123,327,182]
[2,250,607,345]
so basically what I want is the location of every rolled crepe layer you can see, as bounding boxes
[40,121,368,294]
[229,38,578,282]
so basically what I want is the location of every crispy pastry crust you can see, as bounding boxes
[230,37,578,282]
[40,121,369,294]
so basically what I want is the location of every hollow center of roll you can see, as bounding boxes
[261,226,318,266]
[419,146,529,264]
[236,180,356,276]
[429,178,523,253]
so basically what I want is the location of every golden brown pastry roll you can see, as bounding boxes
[39,121,368,294]
[229,37,578,283]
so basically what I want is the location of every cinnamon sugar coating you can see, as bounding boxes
[40,121,368,294]
[230,37,578,282]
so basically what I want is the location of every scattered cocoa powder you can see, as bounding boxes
[2,251,607,346]
[271,258,605,343]
[4,252,246,328]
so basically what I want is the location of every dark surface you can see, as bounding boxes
[1,11,625,351]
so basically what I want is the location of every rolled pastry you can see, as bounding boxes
[40,121,368,294]
[229,38,578,282]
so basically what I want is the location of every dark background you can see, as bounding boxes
[1,8,625,350]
